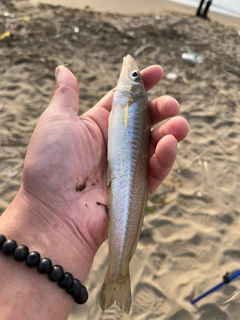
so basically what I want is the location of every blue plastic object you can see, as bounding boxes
[191,270,240,304]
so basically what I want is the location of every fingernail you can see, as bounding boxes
[54,66,63,92]
[55,66,61,83]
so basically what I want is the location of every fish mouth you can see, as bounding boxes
[123,55,130,62]
[122,55,139,74]
[123,54,134,63]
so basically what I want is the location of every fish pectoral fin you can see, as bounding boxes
[100,269,131,314]
[123,105,128,128]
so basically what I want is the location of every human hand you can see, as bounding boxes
[21,65,188,253]
[3,66,188,283]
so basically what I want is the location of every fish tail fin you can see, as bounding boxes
[100,268,132,314]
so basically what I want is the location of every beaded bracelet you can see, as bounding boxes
[0,234,88,305]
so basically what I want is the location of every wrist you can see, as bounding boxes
[0,186,94,282]
[0,186,94,319]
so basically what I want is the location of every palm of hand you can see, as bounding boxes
[23,106,110,248]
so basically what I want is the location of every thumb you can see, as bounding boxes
[48,66,80,115]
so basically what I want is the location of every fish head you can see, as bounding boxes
[116,55,145,98]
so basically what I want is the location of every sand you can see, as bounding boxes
[1,0,240,319]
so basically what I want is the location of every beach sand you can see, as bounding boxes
[1,0,240,319]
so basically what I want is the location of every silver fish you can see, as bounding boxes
[100,55,150,314]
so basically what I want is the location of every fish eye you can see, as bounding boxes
[131,70,140,80]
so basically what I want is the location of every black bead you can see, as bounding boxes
[66,279,82,296]
[13,245,29,262]
[58,272,73,289]
[25,251,41,268]
[37,258,52,274]
[74,285,88,304]
[1,239,17,256]
[0,234,6,249]
[48,265,64,282]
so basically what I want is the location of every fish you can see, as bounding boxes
[100,55,150,314]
